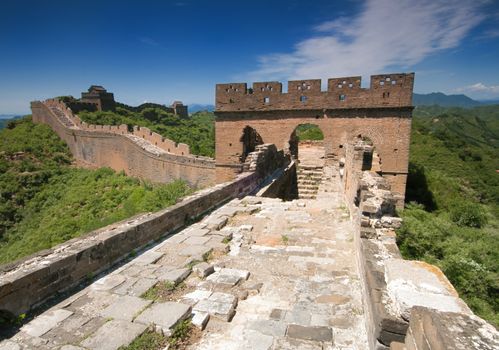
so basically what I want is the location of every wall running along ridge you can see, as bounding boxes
[31,99,216,188]
[215,73,414,203]
[0,144,287,317]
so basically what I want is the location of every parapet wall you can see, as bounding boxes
[342,141,498,349]
[31,99,215,188]
[0,143,288,317]
[216,73,414,112]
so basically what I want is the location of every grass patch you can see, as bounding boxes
[141,281,191,302]
[119,330,167,350]
[169,320,194,349]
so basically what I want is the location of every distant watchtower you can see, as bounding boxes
[172,101,188,118]
[81,85,116,111]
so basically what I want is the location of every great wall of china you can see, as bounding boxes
[0,73,497,349]
[30,99,216,188]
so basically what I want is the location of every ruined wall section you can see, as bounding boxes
[216,73,414,111]
[31,99,215,187]
[215,109,411,197]
[342,141,498,349]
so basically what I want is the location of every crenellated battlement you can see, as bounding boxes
[216,73,414,112]
[42,98,192,156]
[31,99,215,187]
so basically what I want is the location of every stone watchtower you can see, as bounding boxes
[81,85,116,111]
[214,73,415,201]
[171,101,188,118]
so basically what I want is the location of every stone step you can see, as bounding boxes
[298,185,319,190]
[297,175,322,180]
[297,179,319,185]
[298,169,323,173]
[299,194,316,199]
[298,165,324,170]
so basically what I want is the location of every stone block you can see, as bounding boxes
[407,306,499,350]
[193,292,237,321]
[248,319,287,337]
[21,309,73,337]
[134,302,192,334]
[360,227,377,239]
[192,262,215,278]
[81,319,147,350]
[183,235,211,245]
[204,216,228,230]
[191,311,209,330]
[385,260,472,321]
[133,251,164,265]
[157,268,190,285]
[99,295,152,321]
[179,245,212,258]
[286,324,333,342]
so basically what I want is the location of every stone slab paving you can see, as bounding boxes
[192,178,369,349]
[1,167,368,349]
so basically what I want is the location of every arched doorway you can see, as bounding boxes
[240,126,263,163]
[288,123,324,159]
[288,124,326,199]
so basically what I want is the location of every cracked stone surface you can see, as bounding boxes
[1,165,369,349]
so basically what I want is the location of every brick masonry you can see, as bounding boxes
[31,99,215,188]
[0,144,286,317]
[214,73,414,199]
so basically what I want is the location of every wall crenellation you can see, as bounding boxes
[32,99,215,187]
[43,98,192,157]
[216,73,414,111]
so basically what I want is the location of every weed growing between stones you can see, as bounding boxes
[186,259,202,270]
[120,320,202,350]
[141,281,192,302]
[281,234,289,245]
[222,236,232,244]
[119,329,167,350]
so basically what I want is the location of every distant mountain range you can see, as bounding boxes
[413,92,499,108]
[0,114,21,119]
[189,104,214,113]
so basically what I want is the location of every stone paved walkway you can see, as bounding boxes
[0,168,368,350]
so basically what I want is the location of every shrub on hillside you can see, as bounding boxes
[450,202,488,228]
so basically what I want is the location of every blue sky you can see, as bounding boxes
[1,0,499,114]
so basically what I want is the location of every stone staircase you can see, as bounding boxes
[49,106,76,128]
[297,164,323,199]
[296,142,325,199]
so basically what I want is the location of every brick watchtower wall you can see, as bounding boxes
[214,73,414,199]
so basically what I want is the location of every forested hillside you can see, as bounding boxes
[0,117,192,263]
[398,105,499,326]
[77,107,215,158]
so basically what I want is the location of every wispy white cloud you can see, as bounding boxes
[455,82,499,97]
[477,28,499,40]
[138,36,161,47]
[246,0,486,82]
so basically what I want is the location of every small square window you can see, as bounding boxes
[380,81,385,86]
[337,84,342,88]
[300,95,307,102]
[339,94,346,101]
[391,80,396,85]
[264,97,270,104]
[348,83,353,88]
